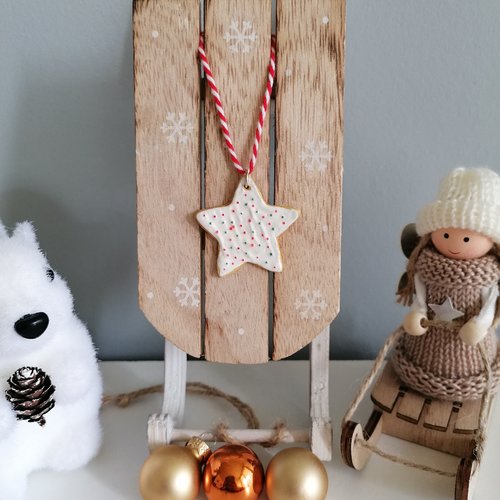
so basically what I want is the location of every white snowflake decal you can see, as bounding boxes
[173,277,200,307]
[223,20,257,53]
[300,140,333,172]
[160,112,194,144]
[295,290,327,320]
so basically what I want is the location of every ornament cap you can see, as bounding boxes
[185,437,212,465]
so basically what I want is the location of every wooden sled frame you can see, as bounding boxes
[340,328,495,499]
[147,326,332,459]
[134,0,345,460]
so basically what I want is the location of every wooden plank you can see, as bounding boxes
[396,390,426,424]
[273,0,345,359]
[203,0,271,363]
[371,363,403,413]
[423,398,454,432]
[454,399,481,434]
[134,0,201,356]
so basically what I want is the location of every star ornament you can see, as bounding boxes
[429,297,465,322]
[197,177,299,277]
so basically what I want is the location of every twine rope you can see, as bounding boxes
[355,438,456,478]
[103,381,288,447]
[198,34,276,176]
[342,319,494,477]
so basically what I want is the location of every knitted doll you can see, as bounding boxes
[0,222,102,500]
[392,167,500,401]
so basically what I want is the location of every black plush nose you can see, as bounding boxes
[14,312,49,339]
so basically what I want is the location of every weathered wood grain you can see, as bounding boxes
[203,0,271,363]
[134,0,201,356]
[273,0,345,359]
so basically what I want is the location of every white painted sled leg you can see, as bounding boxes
[310,326,333,461]
[147,340,187,449]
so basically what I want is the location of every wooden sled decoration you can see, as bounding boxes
[133,0,345,460]
[341,329,495,500]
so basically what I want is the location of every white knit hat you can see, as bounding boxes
[416,167,500,243]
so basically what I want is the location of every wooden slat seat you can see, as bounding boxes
[423,398,454,432]
[397,390,427,424]
[454,399,481,434]
[371,363,404,412]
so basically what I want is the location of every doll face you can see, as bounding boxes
[431,228,494,259]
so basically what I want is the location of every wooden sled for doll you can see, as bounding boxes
[133,0,345,460]
[341,328,495,500]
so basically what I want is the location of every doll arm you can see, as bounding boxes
[403,273,429,336]
[459,285,498,346]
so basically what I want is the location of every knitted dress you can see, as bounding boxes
[391,247,500,401]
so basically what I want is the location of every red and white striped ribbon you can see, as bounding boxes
[198,34,276,176]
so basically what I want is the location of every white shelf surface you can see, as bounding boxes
[27,360,499,500]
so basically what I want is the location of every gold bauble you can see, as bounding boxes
[265,447,328,500]
[139,445,200,500]
[203,444,264,500]
[186,436,212,466]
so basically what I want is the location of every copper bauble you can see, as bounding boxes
[265,447,328,500]
[203,444,264,499]
[139,445,200,500]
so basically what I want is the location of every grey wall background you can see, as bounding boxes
[1,1,499,361]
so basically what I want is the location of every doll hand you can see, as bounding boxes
[403,311,428,336]
[459,319,489,346]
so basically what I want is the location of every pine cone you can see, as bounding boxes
[5,367,56,426]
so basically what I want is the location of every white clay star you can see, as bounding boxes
[429,297,465,322]
[197,177,299,276]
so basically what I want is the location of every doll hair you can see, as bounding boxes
[396,233,431,307]
[397,238,500,327]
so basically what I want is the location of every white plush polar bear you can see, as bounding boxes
[0,222,102,500]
